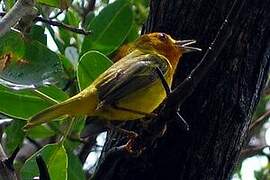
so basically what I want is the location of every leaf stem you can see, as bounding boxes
[60,117,75,144]
[33,89,59,104]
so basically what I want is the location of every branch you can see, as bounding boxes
[49,10,64,20]
[0,144,17,180]
[249,109,270,131]
[34,17,91,35]
[0,0,35,37]
[239,145,270,162]
[0,12,91,35]
[0,143,7,160]
[245,109,270,147]
[36,155,50,180]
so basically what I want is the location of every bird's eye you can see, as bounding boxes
[159,33,167,41]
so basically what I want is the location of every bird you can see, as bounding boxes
[23,32,201,130]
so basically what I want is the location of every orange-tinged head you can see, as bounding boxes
[134,32,201,67]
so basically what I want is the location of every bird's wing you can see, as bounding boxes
[95,53,170,106]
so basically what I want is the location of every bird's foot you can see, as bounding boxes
[107,123,145,155]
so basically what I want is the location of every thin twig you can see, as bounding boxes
[0,12,91,35]
[34,17,91,35]
[49,10,64,20]
[0,0,35,37]
[0,144,17,180]
[60,117,75,143]
[240,145,270,161]
[249,109,270,131]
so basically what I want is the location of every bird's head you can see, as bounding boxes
[135,32,201,66]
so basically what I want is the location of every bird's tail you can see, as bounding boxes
[23,92,96,130]
[27,104,66,128]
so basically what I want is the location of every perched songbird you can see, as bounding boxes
[24,32,201,129]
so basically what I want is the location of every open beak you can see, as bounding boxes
[175,40,202,53]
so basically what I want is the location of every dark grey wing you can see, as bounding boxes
[95,54,169,106]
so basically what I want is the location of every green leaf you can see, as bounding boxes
[67,150,86,180]
[0,85,52,119]
[101,0,109,4]
[0,85,68,119]
[21,143,68,180]
[37,0,70,9]
[82,12,95,29]
[0,30,25,57]
[59,9,80,46]
[71,116,86,134]
[125,23,140,43]
[138,0,150,7]
[64,139,81,152]
[59,55,74,78]
[65,9,80,26]
[0,31,67,88]
[77,51,113,90]
[4,120,25,155]
[27,125,56,139]
[133,0,149,26]
[4,0,15,10]
[28,25,47,45]
[253,95,270,120]
[81,0,134,55]
[37,86,69,102]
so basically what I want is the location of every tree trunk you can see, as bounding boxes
[93,0,270,179]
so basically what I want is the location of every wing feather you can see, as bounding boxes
[95,53,170,106]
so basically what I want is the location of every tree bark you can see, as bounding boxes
[93,0,270,179]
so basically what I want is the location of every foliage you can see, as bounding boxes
[0,0,149,179]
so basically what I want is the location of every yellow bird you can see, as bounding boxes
[24,33,200,129]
